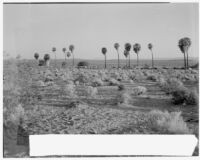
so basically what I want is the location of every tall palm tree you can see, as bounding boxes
[124,50,129,68]
[52,47,56,66]
[101,47,107,69]
[69,45,75,66]
[148,43,154,68]
[133,43,141,67]
[34,52,39,60]
[44,54,50,67]
[124,43,131,68]
[178,37,191,69]
[67,51,71,65]
[114,43,120,68]
[62,48,66,61]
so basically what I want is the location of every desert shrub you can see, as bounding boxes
[4,104,25,125]
[36,80,45,87]
[160,78,183,94]
[147,110,191,134]
[109,78,120,86]
[118,84,126,91]
[117,92,132,104]
[74,72,90,84]
[62,61,67,67]
[77,61,90,68]
[92,78,104,87]
[147,74,157,82]
[130,86,147,96]
[64,84,76,97]
[172,87,198,105]
[85,86,98,98]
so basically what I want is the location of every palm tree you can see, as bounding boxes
[124,50,129,68]
[178,37,191,69]
[16,54,21,60]
[133,43,141,66]
[62,48,66,61]
[124,43,131,68]
[44,54,50,67]
[114,43,120,68]
[101,47,107,69]
[66,51,71,65]
[52,47,56,66]
[69,45,75,66]
[34,52,39,60]
[148,43,154,68]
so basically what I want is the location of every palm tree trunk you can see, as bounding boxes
[183,52,186,70]
[72,53,74,67]
[55,53,57,67]
[151,50,154,68]
[105,55,107,69]
[117,50,120,69]
[137,53,139,66]
[128,53,130,69]
[64,52,66,61]
[186,50,189,69]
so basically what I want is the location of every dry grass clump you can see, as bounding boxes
[117,92,132,104]
[64,84,77,97]
[171,87,198,105]
[118,84,126,91]
[4,104,25,125]
[147,110,191,134]
[74,72,90,84]
[109,78,120,86]
[160,78,183,94]
[146,74,158,82]
[85,86,98,98]
[91,78,104,87]
[130,86,147,96]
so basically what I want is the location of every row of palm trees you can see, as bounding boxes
[102,37,191,69]
[102,43,154,69]
[34,44,75,66]
[34,37,191,69]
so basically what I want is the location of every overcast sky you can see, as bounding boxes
[3,3,198,60]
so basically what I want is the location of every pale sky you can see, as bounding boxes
[3,3,199,60]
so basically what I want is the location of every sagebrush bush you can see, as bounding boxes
[118,84,126,91]
[117,92,132,104]
[130,86,147,96]
[160,78,183,94]
[77,61,90,68]
[147,110,191,134]
[92,78,104,87]
[109,78,120,86]
[85,86,98,98]
[147,74,158,82]
[64,84,76,97]
[4,104,25,125]
[172,87,198,105]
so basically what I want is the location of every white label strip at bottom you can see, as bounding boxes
[29,135,198,157]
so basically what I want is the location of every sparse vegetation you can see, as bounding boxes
[147,110,191,134]
[77,61,90,68]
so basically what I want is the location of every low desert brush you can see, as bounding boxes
[147,110,191,134]
[85,86,98,98]
[130,86,147,96]
[92,78,104,87]
[109,78,120,86]
[171,87,198,105]
[117,92,132,104]
[64,84,77,97]
[160,78,183,94]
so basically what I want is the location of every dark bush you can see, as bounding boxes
[77,61,90,68]
[172,87,198,105]
[38,60,45,66]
